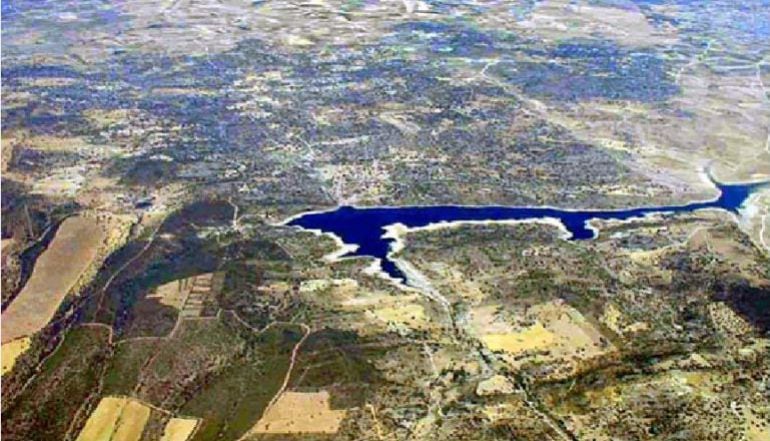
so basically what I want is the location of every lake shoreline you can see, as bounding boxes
[279,179,769,286]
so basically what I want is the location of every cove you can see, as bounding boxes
[286,181,767,283]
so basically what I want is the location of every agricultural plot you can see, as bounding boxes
[477,300,615,378]
[146,272,221,319]
[1,337,30,375]
[299,277,440,336]
[160,418,200,441]
[93,200,238,336]
[125,272,223,338]
[75,396,151,441]
[1,216,105,343]
[147,277,195,310]
[179,272,222,318]
[247,391,346,435]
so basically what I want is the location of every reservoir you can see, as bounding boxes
[286,181,767,282]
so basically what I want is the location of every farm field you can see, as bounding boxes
[247,391,346,435]
[1,337,30,375]
[160,418,199,441]
[75,396,151,441]
[1,216,105,343]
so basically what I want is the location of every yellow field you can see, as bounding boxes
[1,216,105,343]
[482,322,556,354]
[249,391,346,434]
[747,410,770,441]
[480,301,614,378]
[370,304,428,330]
[76,397,151,441]
[18,134,87,151]
[1,337,31,375]
[83,108,135,128]
[160,418,199,441]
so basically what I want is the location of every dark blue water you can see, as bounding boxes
[287,181,767,282]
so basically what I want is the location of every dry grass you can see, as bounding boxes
[301,277,436,335]
[159,418,199,441]
[426,262,486,303]
[369,304,428,330]
[2,238,15,257]
[2,337,31,375]
[20,135,90,152]
[476,375,515,396]
[532,301,608,354]
[31,165,88,197]
[1,216,105,343]
[299,278,359,296]
[708,302,755,337]
[482,322,556,354]
[746,409,770,441]
[248,391,346,434]
[691,228,759,269]
[179,272,218,318]
[75,396,151,441]
[148,278,194,310]
[479,301,614,378]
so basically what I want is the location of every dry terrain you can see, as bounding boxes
[159,418,199,441]
[1,216,105,344]
[75,397,150,441]
[246,391,347,435]
[2,1,769,440]
[1,337,31,375]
